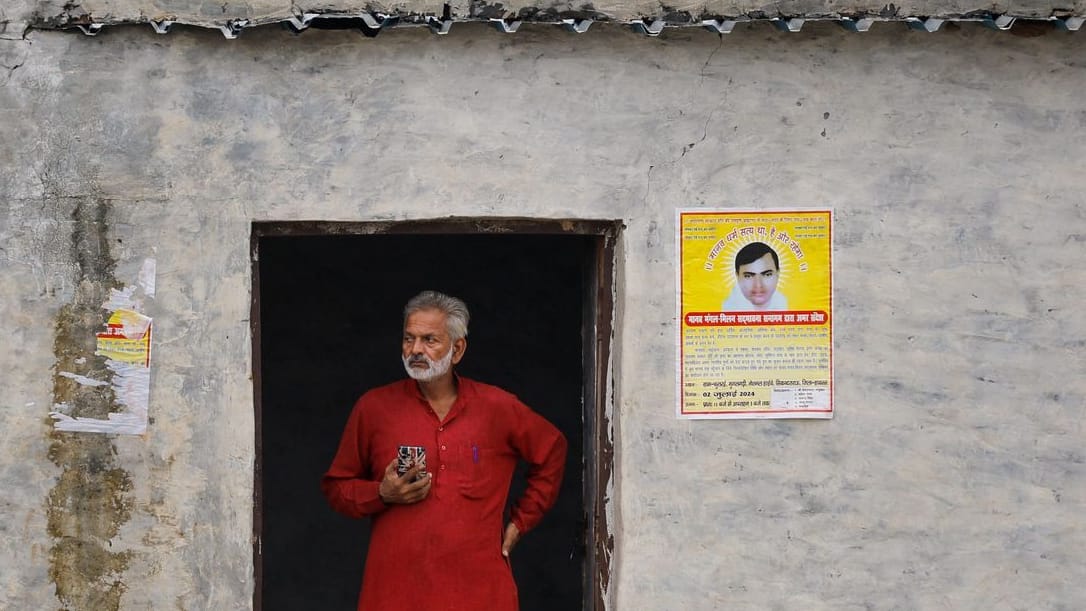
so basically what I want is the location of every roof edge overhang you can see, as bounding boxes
[20,7,1086,38]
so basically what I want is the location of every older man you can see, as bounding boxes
[321,290,567,611]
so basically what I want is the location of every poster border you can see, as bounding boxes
[675,207,834,420]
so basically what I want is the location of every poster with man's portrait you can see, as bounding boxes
[677,209,833,419]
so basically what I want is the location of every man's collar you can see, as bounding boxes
[405,371,470,400]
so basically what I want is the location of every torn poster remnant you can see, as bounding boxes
[96,309,152,365]
[51,259,155,435]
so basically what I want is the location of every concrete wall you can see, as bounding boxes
[1,20,1084,610]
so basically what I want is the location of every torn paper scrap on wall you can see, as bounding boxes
[51,259,155,435]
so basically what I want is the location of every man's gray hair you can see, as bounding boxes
[404,290,470,341]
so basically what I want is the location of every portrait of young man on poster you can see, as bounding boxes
[721,241,788,311]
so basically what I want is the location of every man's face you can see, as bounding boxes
[401,308,465,382]
[736,253,779,308]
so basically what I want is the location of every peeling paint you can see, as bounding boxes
[52,268,155,434]
[47,198,134,611]
[46,442,134,609]
[57,371,109,387]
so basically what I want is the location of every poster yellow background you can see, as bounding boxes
[681,210,832,313]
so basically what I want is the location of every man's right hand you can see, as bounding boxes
[377,459,431,505]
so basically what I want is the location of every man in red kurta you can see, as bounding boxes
[321,290,567,611]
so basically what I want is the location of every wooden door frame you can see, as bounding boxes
[249,218,618,610]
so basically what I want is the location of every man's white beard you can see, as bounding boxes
[402,347,455,382]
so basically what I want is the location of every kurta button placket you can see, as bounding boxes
[435,434,447,479]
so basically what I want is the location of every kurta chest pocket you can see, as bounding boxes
[456,443,499,499]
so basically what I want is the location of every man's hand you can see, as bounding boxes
[377,459,431,505]
[501,522,521,558]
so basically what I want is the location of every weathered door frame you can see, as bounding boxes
[249,218,618,610]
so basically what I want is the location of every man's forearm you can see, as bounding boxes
[320,476,387,518]
[511,433,568,532]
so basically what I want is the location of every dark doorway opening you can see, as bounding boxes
[252,221,614,611]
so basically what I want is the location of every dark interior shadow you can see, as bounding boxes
[258,233,588,610]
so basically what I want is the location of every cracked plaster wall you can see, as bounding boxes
[1,19,1084,611]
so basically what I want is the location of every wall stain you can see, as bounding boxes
[46,198,133,611]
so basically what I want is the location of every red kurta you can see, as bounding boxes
[321,376,567,611]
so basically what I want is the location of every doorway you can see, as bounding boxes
[251,220,615,610]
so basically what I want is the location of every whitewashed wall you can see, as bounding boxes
[1,20,1083,610]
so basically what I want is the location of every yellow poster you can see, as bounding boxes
[677,209,833,419]
[95,309,152,366]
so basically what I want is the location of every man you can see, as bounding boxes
[321,290,567,611]
[721,241,789,311]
